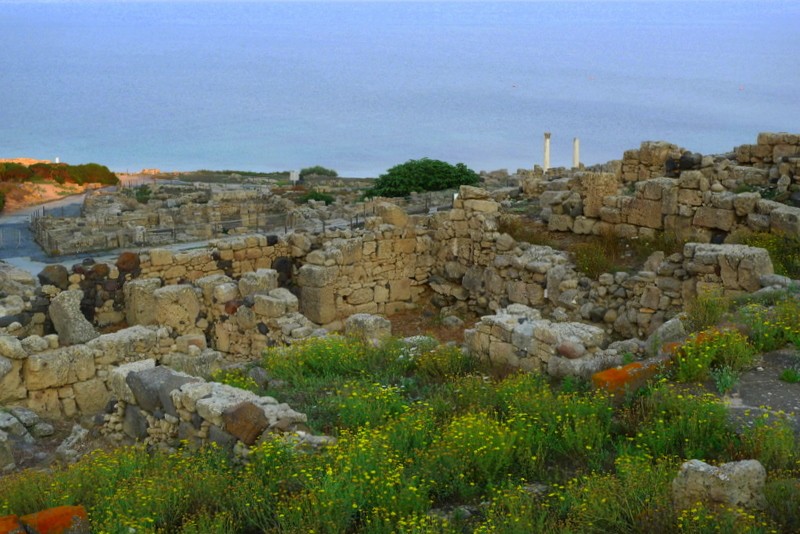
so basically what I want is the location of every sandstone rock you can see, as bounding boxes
[238,269,279,296]
[645,316,687,355]
[19,505,90,534]
[87,326,158,365]
[49,290,98,345]
[672,459,767,511]
[73,378,110,414]
[153,285,200,334]
[375,202,409,227]
[24,345,96,391]
[770,205,800,235]
[37,264,69,290]
[161,349,221,380]
[123,278,162,326]
[693,207,735,231]
[548,350,623,379]
[222,401,269,445]
[0,336,25,360]
[300,286,335,324]
[20,335,48,354]
[345,314,392,345]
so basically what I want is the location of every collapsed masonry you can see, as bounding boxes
[0,132,796,453]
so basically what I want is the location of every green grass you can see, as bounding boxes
[1,335,798,533]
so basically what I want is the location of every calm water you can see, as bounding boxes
[0,1,798,176]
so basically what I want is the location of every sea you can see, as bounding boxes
[0,1,798,177]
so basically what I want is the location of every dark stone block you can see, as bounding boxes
[37,265,69,290]
[122,405,149,440]
[266,234,278,246]
[222,402,269,446]
[207,424,236,451]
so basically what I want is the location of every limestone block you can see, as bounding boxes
[389,279,411,301]
[0,335,26,360]
[732,166,769,186]
[626,198,663,229]
[27,389,61,418]
[24,346,96,391]
[87,326,158,365]
[162,350,222,380]
[154,285,201,334]
[548,213,573,232]
[124,278,162,326]
[49,290,98,345]
[149,248,173,267]
[579,172,619,218]
[693,207,735,231]
[238,269,279,297]
[195,383,277,428]
[108,359,156,404]
[297,264,338,288]
[375,202,409,227]
[732,192,760,216]
[270,288,299,313]
[599,206,623,224]
[672,459,766,511]
[0,358,26,403]
[770,205,800,236]
[572,216,596,235]
[463,199,499,214]
[300,286,335,324]
[73,378,109,414]
[253,294,287,318]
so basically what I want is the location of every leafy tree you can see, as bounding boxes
[299,165,338,179]
[134,184,151,204]
[367,158,480,197]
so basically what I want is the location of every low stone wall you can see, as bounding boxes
[0,326,223,418]
[102,362,307,450]
[464,304,624,378]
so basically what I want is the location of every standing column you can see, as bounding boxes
[543,132,551,173]
[573,137,580,169]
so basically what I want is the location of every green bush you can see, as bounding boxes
[134,184,151,204]
[674,328,756,382]
[299,165,338,179]
[0,162,33,182]
[298,190,335,205]
[367,158,480,197]
[0,191,5,212]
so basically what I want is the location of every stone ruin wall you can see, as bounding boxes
[0,176,785,420]
[532,133,800,243]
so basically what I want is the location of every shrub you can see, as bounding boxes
[684,291,730,332]
[134,184,151,204]
[740,412,799,471]
[674,328,756,382]
[0,162,33,182]
[367,158,480,197]
[299,165,338,179]
[210,368,258,392]
[329,380,408,429]
[779,368,800,383]
[298,189,335,205]
[497,215,553,247]
[0,191,4,212]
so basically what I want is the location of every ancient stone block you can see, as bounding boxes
[24,346,96,391]
[123,278,161,326]
[153,285,200,334]
[297,265,338,288]
[672,459,766,511]
[692,207,735,231]
[108,359,156,404]
[238,269,279,296]
[73,378,109,414]
[300,286,335,324]
[222,402,268,446]
[345,314,392,344]
[49,290,98,345]
[626,198,663,229]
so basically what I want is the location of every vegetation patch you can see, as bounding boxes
[2,334,797,532]
[366,158,480,198]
